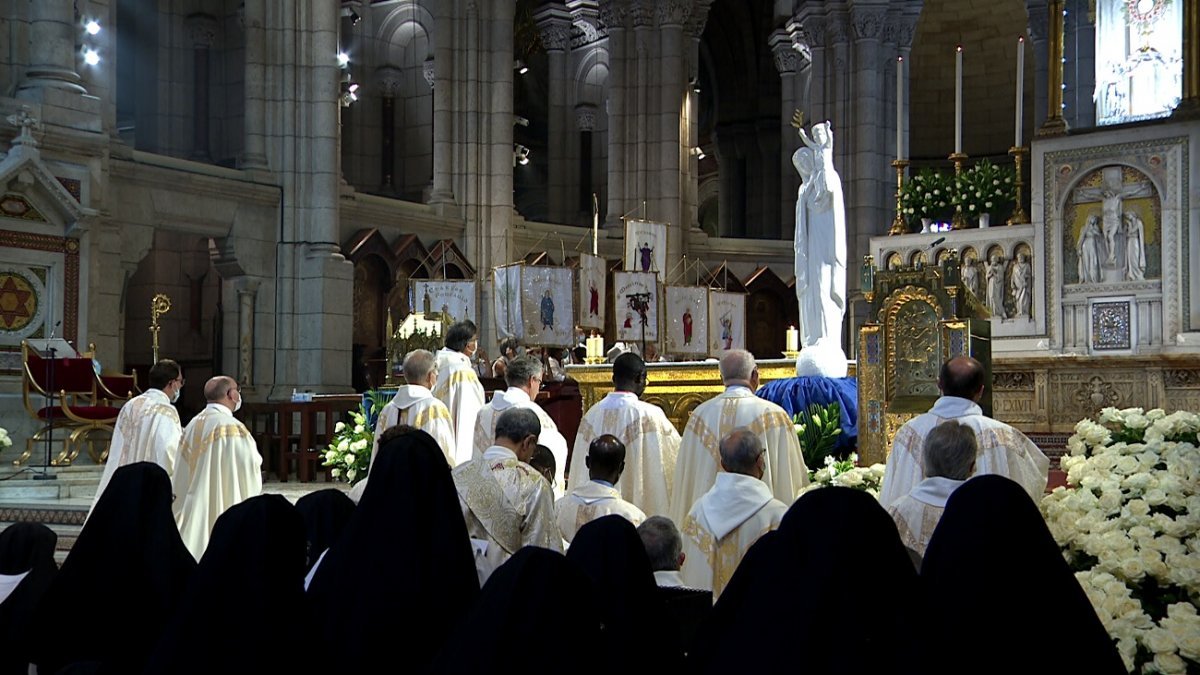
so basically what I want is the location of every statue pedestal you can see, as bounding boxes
[756,376,858,455]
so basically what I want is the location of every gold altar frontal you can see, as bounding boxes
[567,359,857,435]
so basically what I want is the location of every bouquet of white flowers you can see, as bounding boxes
[1041,407,1200,674]
[802,453,886,498]
[321,392,389,485]
[0,426,12,449]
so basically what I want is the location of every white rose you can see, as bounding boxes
[335,421,346,433]
[338,439,350,452]
[1144,488,1168,506]
[344,453,356,466]
[833,470,865,488]
[1145,628,1178,654]
[1099,407,1122,424]
[352,438,369,452]
[1152,652,1187,675]
[1118,557,1145,581]
[354,424,365,434]
[1126,499,1150,517]
[1098,491,1122,512]
[1124,412,1150,430]
[347,468,357,482]
[325,450,338,462]
[331,468,341,477]
[1146,409,1167,421]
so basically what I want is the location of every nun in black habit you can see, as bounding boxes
[0,522,58,675]
[143,494,308,674]
[27,462,196,675]
[294,488,356,573]
[305,429,479,674]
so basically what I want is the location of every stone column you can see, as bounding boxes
[18,0,85,95]
[376,67,402,194]
[429,7,454,207]
[771,28,799,240]
[657,2,687,258]
[800,15,828,124]
[233,277,260,386]
[186,14,218,161]
[577,104,598,220]
[1027,0,1050,131]
[1174,0,1200,118]
[1037,0,1069,136]
[601,2,627,227]
[1064,0,1096,128]
[849,5,886,266]
[535,6,573,224]
[241,0,269,170]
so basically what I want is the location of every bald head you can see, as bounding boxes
[585,434,626,484]
[719,349,758,388]
[402,349,437,387]
[204,376,236,402]
[719,427,765,478]
[939,356,986,401]
[612,353,646,396]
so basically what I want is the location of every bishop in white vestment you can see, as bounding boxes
[879,357,1048,509]
[173,376,262,560]
[471,356,568,495]
[670,350,808,527]
[556,435,646,542]
[886,420,977,563]
[433,321,486,465]
[568,353,680,516]
[349,349,456,502]
[680,429,787,599]
[452,408,561,585]
[90,360,185,513]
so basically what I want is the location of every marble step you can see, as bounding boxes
[0,466,101,501]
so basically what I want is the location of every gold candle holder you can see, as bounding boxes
[1037,0,1070,136]
[783,350,800,360]
[889,159,910,236]
[1008,146,1030,225]
[949,152,968,230]
[584,355,606,365]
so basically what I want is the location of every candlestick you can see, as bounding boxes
[949,152,968,230]
[1038,0,1069,136]
[1015,36,1025,147]
[896,56,904,160]
[889,159,910,235]
[955,45,963,154]
[785,326,799,352]
[592,193,599,255]
[1007,146,1030,224]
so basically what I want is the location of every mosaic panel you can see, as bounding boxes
[1091,301,1131,351]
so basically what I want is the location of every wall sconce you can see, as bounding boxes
[689,77,701,94]
[691,146,706,160]
[513,143,531,166]
[339,73,359,107]
[514,60,529,75]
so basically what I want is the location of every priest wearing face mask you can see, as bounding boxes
[173,376,263,560]
[88,359,186,515]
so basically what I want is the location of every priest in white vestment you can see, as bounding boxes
[569,353,680,516]
[556,435,646,542]
[879,356,1049,509]
[471,356,569,495]
[670,350,808,527]
[89,359,185,513]
[452,408,561,585]
[173,376,262,560]
[433,320,486,466]
[348,349,457,502]
[680,429,788,599]
[886,420,975,564]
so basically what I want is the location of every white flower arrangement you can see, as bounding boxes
[321,392,389,486]
[802,453,886,499]
[0,426,12,449]
[1041,407,1200,673]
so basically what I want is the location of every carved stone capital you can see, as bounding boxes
[686,0,715,38]
[629,0,653,28]
[851,9,886,41]
[827,16,851,45]
[423,58,435,89]
[801,16,827,48]
[598,0,627,30]
[534,5,574,51]
[576,103,597,131]
[769,28,798,73]
[376,66,403,97]
[185,13,219,48]
[656,0,692,27]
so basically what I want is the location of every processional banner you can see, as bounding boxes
[411,280,476,325]
[624,219,668,275]
[708,291,746,353]
[520,266,575,347]
[663,286,708,357]
[577,253,606,331]
[492,264,522,339]
[613,271,659,343]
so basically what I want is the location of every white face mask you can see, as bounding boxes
[233,395,242,412]
[171,387,181,403]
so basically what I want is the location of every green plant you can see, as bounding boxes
[900,168,953,225]
[793,401,843,470]
[956,159,1015,217]
[321,390,390,485]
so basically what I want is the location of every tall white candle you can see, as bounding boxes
[955,45,963,154]
[896,56,904,160]
[592,193,599,255]
[1015,36,1025,147]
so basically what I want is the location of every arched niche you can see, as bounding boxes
[744,266,796,360]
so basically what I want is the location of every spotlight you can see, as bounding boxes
[514,59,529,75]
[697,150,706,160]
[337,52,350,68]
[514,115,529,127]
[690,77,700,94]
[513,143,531,166]
[83,48,100,66]
[350,10,361,25]
[85,20,101,35]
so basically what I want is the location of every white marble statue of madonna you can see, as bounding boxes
[792,121,848,378]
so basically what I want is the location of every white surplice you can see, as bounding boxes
[554,479,647,543]
[471,387,569,496]
[348,385,457,503]
[878,396,1049,509]
[89,389,182,514]
[433,348,486,466]
[569,391,681,517]
[452,445,562,585]
[680,472,787,599]
[886,476,965,559]
[669,386,809,527]
[173,403,263,560]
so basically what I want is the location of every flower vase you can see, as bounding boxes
[920,217,933,233]
[978,212,991,228]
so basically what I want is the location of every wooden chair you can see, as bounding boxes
[19,341,120,466]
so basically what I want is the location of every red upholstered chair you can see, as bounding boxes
[19,341,120,466]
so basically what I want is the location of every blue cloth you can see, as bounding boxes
[756,376,859,455]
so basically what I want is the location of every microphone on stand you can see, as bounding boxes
[36,320,64,481]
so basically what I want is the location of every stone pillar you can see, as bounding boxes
[657,3,687,258]
[771,28,800,240]
[186,14,218,161]
[535,5,573,224]
[233,277,260,386]
[1064,0,1096,128]
[376,67,402,194]
[577,104,598,219]
[602,2,627,228]
[429,7,454,207]
[801,16,828,124]
[18,0,85,95]
[1027,0,1050,131]
[849,4,886,266]
[241,0,269,170]
[1174,0,1200,118]
[1038,0,1069,136]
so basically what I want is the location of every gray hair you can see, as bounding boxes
[203,376,236,402]
[923,421,978,480]
[402,349,437,383]
[719,427,763,475]
[494,407,542,444]
[719,349,756,383]
[504,355,543,387]
[637,516,683,572]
